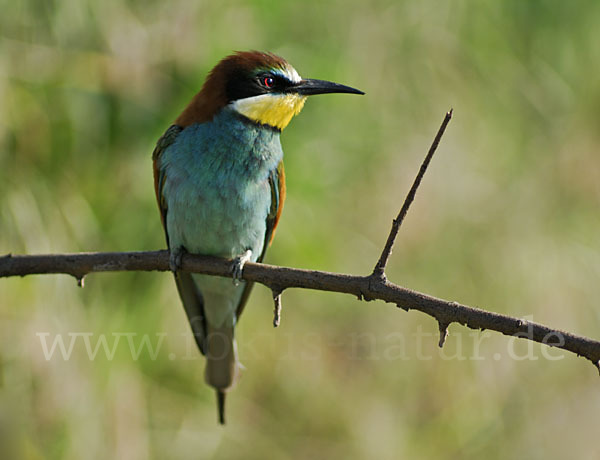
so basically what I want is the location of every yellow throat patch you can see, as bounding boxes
[232,93,307,130]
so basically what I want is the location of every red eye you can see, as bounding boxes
[263,76,274,88]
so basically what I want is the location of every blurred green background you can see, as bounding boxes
[1,0,600,458]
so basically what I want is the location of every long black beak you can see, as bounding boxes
[292,78,364,96]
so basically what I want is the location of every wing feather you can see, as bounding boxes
[153,124,208,355]
[236,161,286,319]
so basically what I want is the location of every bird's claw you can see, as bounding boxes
[169,247,185,272]
[231,249,252,286]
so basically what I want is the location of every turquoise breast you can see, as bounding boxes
[158,108,283,261]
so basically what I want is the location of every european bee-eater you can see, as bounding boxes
[152,51,363,424]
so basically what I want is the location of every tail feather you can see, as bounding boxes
[205,323,240,424]
[204,323,239,388]
[216,390,226,425]
[182,275,244,424]
[174,272,206,354]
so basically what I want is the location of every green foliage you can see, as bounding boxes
[1,1,600,458]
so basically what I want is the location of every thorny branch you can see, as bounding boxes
[2,250,599,371]
[1,110,599,373]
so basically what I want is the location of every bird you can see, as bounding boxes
[152,51,363,424]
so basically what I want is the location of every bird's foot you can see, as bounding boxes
[169,247,186,272]
[231,249,252,286]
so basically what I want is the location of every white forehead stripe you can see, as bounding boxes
[280,65,302,83]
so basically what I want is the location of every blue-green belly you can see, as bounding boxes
[158,108,283,326]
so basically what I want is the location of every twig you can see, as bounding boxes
[2,250,600,371]
[372,109,453,278]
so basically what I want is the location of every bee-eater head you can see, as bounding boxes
[175,51,364,131]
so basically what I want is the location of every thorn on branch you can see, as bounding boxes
[594,360,600,376]
[359,290,376,302]
[397,303,410,312]
[272,287,283,327]
[74,275,85,288]
[438,321,450,348]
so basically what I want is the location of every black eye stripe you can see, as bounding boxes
[257,73,291,90]
[226,71,293,101]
